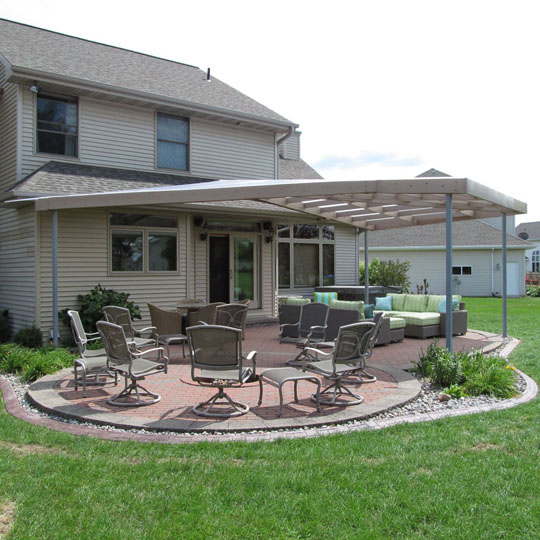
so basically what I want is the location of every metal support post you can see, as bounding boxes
[445,195,453,352]
[52,210,59,347]
[502,212,508,338]
[364,230,369,305]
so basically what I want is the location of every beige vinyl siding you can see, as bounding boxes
[190,119,275,179]
[21,92,277,179]
[260,237,274,316]
[0,205,36,332]
[0,82,18,191]
[279,132,300,160]
[335,225,358,285]
[363,248,526,297]
[38,209,189,338]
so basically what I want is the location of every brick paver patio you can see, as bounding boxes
[27,324,500,433]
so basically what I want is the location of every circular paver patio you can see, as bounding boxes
[26,325,503,433]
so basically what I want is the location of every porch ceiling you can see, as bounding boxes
[14,176,527,231]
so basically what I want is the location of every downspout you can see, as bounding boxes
[491,248,495,296]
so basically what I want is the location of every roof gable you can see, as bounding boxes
[0,18,294,126]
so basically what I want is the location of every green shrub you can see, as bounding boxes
[463,364,518,398]
[0,309,11,343]
[526,285,540,297]
[0,343,75,382]
[359,258,411,291]
[415,343,518,399]
[13,326,43,349]
[0,344,28,374]
[59,284,141,333]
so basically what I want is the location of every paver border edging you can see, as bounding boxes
[0,337,536,444]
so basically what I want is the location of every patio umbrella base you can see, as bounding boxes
[193,388,249,417]
[107,382,161,407]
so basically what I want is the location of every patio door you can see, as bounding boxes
[209,235,259,307]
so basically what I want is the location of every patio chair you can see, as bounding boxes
[185,302,223,327]
[67,309,114,397]
[103,305,156,348]
[281,302,329,366]
[187,324,257,417]
[97,321,168,407]
[303,321,376,406]
[215,303,249,339]
[147,303,187,358]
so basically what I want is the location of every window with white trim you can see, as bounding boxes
[532,250,540,272]
[36,92,78,157]
[452,265,472,276]
[278,224,335,288]
[156,113,189,170]
[110,213,178,273]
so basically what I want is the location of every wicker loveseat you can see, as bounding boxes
[375,293,468,339]
[278,301,403,346]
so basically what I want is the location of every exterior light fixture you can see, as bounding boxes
[29,81,40,94]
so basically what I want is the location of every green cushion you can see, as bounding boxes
[285,296,311,306]
[314,291,338,305]
[388,293,406,311]
[388,317,406,330]
[330,299,365,318]
[427,294,462,312]
[403,294,429,312]
[426,295,446,313]
[393,312,440,327]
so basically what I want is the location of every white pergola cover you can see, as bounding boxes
[20,176,526,230]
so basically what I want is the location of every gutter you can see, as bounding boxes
[9,66,299,132]
[359,245,529,251]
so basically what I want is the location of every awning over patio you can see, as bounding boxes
[12,176,525,230]
[4,176,527,350]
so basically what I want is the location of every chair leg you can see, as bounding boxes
[312,378,363,407]
[193,387,249,417]
[107,376,161,407]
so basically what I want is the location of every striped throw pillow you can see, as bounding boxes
[314,291,338,305]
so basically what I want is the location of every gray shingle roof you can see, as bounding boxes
[516,221,540,241]
[11,161,213,194]
[359,220,531,248]
[279,158,323,180]
[0,19,295,126]
[9,161,302,215]
[416,168,451,177]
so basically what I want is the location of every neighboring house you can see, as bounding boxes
[515,221,540,273]
[360,219,530,297]
[0,19,359,337]
[357,168,530,298]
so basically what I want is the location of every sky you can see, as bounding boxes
[2,0,539,223]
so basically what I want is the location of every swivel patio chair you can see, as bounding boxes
[97,321,168,407]
[215,303,249,339]
[103,305,156,349]
[187,324,257,417]
[280,302,329,366]
[67,309,113,397]
[303,321,376,406]
[185,302,223,327]
[147,303,187,358]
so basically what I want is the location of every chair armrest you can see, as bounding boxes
[85,332,100,338]
[135,326,157,337]
[279,322,300,335]
[132,346,169,367]
[245,350,257,376]
[86,335,101,343]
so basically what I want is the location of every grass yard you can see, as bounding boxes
[1,297,540,539]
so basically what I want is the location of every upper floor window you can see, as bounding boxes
[157,113,189,170]
[36,93,78,157]
[532,250,540,272]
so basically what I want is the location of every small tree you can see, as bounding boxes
[359,258,411,291]
[59,284,141,332]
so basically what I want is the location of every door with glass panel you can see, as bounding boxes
[208,235,259,308]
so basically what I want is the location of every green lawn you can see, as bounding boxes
[1,297,539,539]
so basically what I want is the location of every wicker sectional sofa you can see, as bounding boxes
[376,293,468,339]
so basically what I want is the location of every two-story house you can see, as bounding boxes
[0,19,360,338]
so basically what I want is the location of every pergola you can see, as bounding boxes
[17,176,527,350]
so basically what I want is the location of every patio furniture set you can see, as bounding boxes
[66,298,384,419]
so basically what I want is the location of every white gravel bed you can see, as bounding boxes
[0,369,527,439]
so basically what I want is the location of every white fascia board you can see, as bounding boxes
[10,66,298,132]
